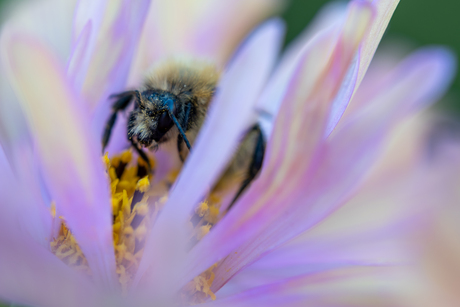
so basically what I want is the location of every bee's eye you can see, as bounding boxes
[146,110,154,117]
[158,111,173,132]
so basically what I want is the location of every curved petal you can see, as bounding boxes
[256,1,348,119]
[354,0,400,95]
[0,144,54,248]
[209,46,454,293]
[3,33,117,289]
[0,147,97,307]
[183,0,375,290]
[0,0,77,148]
[67,20,93,92]
[129,0,282,86]
[0,235,100,307]
[133,19,284,295]
[203,266,404,307]
[85,0,151,153]
[68,0,108,92]
[72,0,107,44]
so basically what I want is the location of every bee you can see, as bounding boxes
[102,60,265,208]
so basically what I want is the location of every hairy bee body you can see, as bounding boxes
[103,59,265,208]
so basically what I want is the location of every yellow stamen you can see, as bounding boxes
[50,150,223,301]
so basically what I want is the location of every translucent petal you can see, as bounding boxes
[181,1,374,289]
[201,266,404,307]
[209,46,455,293]
[67,0,108,92]
[0,236,100,307]
[3,33,117,289]
[354,0,401,93]
[86,0,151,153]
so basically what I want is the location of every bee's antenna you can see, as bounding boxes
[169,111,192,150]
[164,97,192,150]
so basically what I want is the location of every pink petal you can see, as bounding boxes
[3,33,117,289]
[256,1,347,119]
[67,20,92,92]
[0,147,97,307]
[354,0,401,94]
[216,46,455,295]
[0,0,76,148]
[84,0,151,151]
[183,0,375,290]
[68,0,107,92]
[202,266,403,307]
[0,143,54,248]
[72,0,106,44]
[133,19,284,294]
[0,235,100,307]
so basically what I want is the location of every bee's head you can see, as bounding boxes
[127,90,177,147]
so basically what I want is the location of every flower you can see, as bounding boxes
[0,0,455,306]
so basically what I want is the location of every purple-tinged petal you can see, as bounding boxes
[202,266,403,307]
[354,0,400,93]
[72,0,106,44]
[67,21,93,92]
[0,0,76,148]
[68,0,107,92]
[89,0,151,153]
[256,1,347,119]
[0,147,100,307]
[0,143,53,248]
[0,235,101,307]
[3,33,117,289]
[208,46,454,293]
[183,1,374,289]
[133,19,284,294]
[259,0,401,138]
[225,155,429,293]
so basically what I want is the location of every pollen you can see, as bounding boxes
[50,149,224,301]
[136,176,150,192]
[182,264,218,304]
[51,150,158,293]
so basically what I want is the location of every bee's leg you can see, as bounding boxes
[177,103,192,162]
[227,125,265,210]
[102,91,136,153]
[130,138,151,169]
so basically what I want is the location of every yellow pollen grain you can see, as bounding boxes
[196,225,211,241]
[135,203,149,216]
[50,202,56,218]
[136,176,150,193]
[196,201,209,217]
[103,152,110,169]
[183,264,218,303]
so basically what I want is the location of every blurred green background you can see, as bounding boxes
[0,0,458,306]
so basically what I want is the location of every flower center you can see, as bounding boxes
[49,150,222,301]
